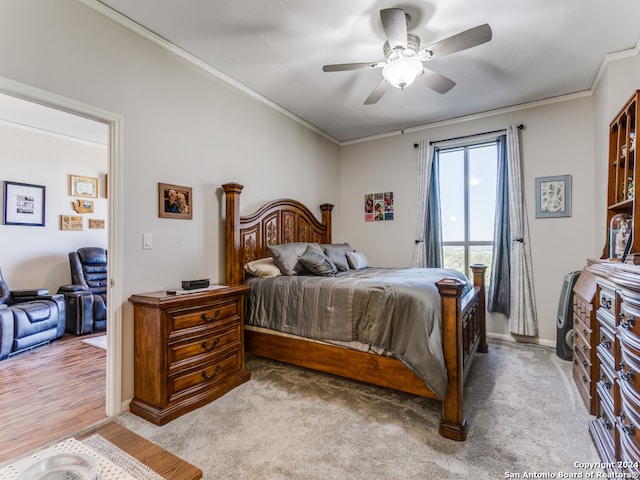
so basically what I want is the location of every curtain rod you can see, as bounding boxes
[413,124,524,148]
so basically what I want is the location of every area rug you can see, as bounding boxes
[81,335,106,350]
[0,435,161,480]
[116,338,600,479]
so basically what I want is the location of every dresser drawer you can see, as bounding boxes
[599,358,617,397]
[619,380,640,452]
[573,314,592,346]
[619,419,640,470]
[574,296,593,338]
[169,299,240,334]
[597,380,617,451]
[168,350,242,403]
[620,328,640,395]
[598,321,616,359]
[168,322,241,371]
[620,301,640,340]
[573,330,591,360]
[599,284,616,317]
[573,363,592,409]
[598,342,616,375]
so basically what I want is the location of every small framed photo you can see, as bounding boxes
[535,175,571,218]
[158,183,192,219]
[3,181,46,226]
[70,174,98,198]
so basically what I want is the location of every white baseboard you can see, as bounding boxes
[487,332,555,349]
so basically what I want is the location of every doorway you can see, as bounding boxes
[0,76,124,417]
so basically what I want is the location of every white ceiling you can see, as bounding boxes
[92,0,640,142]
[91,1,640,142]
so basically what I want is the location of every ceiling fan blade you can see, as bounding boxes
[323,61,384,72]
[420,69,456,94]
[364,79,389,105]
[421,24,492,59]
[380,8,407,50]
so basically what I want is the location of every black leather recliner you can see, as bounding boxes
[57,247,107,335]
[0,269,65,360]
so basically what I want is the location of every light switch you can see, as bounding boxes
[143,233,152,250]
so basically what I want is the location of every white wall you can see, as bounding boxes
[339,95,596,345]
[0,122,108,293]
[0,0,340,403]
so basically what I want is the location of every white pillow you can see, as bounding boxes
[244,258,282,278]
[345,251,369,270]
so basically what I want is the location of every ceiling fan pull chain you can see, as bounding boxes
[400,87,406,134]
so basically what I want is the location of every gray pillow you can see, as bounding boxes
[346,251,369,270]
[299,245,337,276]
[268,242,323,275]
[321,243,353,271]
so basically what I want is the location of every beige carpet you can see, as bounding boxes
[116,338,599,479]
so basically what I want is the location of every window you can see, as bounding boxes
[438,142,498,280]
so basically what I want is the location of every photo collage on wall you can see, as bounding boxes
[364,192,393,222]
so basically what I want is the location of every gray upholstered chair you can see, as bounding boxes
[57,247,107,335]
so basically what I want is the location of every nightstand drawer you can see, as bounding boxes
[168,350,242,402]
[169,299,240,332]
[169,322,241,371]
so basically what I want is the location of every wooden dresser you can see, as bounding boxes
[587,262,640,474]
[572,268,597,415]
[128,285,250,425]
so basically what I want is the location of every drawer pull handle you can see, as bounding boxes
[600,374,612,389]
[201,364,221,381]
[583,328,587,336]
[201,337,221,351]
[600,335,612,349]
[619,362,636,382]
[582,359,588,368]
[619,413,636,436]
[582,375,588,384]
[621,314,636,330]
[601,296,612,309]
[201,310,221,322]
[601,413,612,430]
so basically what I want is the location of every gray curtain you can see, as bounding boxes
[413,140,442,268]
[488,135,510,314]
[506,124,537,336]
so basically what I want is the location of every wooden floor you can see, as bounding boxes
[0,334,107,462]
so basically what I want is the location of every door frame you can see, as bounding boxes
[0,75,124,416]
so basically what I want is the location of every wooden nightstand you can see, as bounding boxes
[128,284,250,425]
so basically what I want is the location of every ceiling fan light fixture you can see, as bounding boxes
[382,56,423,89]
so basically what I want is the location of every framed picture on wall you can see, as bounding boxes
[535,175,571,218]
[3,181,46,226]
[70,174,98,198]
[158,183,192,219]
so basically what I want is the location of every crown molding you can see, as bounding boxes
[80,0,341,145]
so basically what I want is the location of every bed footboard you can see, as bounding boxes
[436,264,487,441]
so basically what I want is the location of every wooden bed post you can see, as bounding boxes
[471,264,488,353]
[436,277,467,441]
[222,183,243,284]
[320,203,333,240]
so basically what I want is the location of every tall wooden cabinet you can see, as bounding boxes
[603,90,639,261]
[128,285,250,425]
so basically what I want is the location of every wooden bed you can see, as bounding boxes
[223,182,487,441]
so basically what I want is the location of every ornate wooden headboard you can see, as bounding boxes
[222,183,334,284]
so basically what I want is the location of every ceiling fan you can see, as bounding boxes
[322,8,492,105]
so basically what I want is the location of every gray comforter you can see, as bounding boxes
[246,267,470,398]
